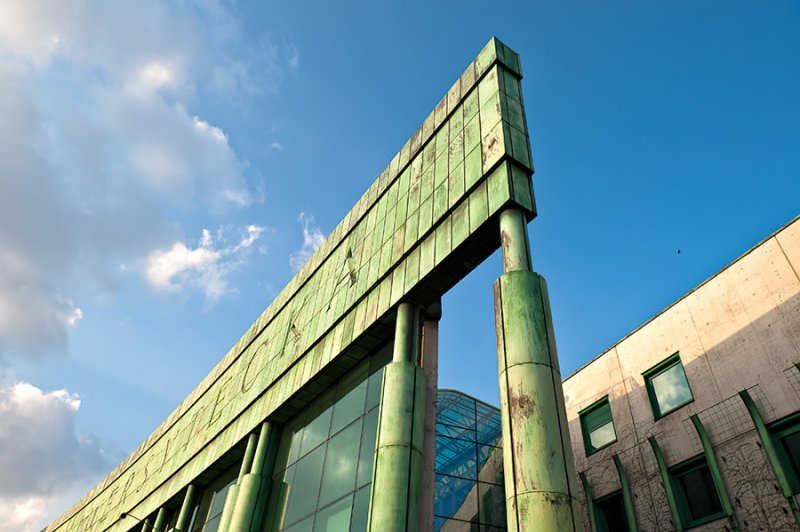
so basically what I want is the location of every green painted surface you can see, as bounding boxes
[611,455,637,532]
[647,436,683,532]
[174,484,198,532]
[47,37,535,532]
[494,268,581,531]
[579,472,598,532]
[690,415,738,530]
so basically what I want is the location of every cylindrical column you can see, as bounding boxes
[152,507,169,532]
[419,303,441,532]
[499,208,532,272]
[141,518,153,532]
[229,422,277,532]
[493,208,581,531]
[175,484,198,531]
[368,303,427,532]
[219,432,259,532]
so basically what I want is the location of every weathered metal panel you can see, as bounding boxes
[48,37,534,531]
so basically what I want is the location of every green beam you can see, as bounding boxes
[739,390,800,526]
[578,472,598,532]
[140,518,152,532]
[611,455,637,532]
[229,422,279,532]
[494,207,581,531]
[174,484,198,531]
[647,436,682,532]
[368,302,427,532]
[690,415,738,530]
[152,507,169,532]
[219,432,259,532]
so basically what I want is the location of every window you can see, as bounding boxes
[579,396,616,455]
[595,491,629,532]
[643,353,693,419]
[669,455,725,528]
[770,411,800,493]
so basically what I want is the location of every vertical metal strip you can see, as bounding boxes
[579,472,598,532]
[647,436,683,532]
[690,415,738,530]
[611,455,637,532]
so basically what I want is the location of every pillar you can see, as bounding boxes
[612,455,638,532]
[690,415,738,530]
[140,518,152,532]
[175,484,198,531]
[229,421,279,532]
[493,208,582,531]
[152,508,169,532]
[219,432,259,532]
[419,302,441,532]
[647,435,682,531]
[368,302,427,532]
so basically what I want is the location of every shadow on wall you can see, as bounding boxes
[564,290,800,531]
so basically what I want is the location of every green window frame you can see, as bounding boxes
[770,411,800,494]
[643,352,694,420]
[668,455,725,528]
[595,490,630,532]
[579,396,616,456]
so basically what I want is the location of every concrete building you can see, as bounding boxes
[565,215,800,531]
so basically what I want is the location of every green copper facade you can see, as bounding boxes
[46,36,577,532]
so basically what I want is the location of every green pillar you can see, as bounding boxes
[579,472,598,532]
[739,390,800,526]
[690,415,738,530]
[367,302,427,532]
[611,455,637,532]
[219,432,259,532]
[140,518,152,532]
[152,507,169,532]
[493,208,581,531]
[647,436,682,532]
[174,484,198,531]
[229,421,278,532]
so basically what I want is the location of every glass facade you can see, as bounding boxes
[272,351,388,532]
[434,389,506,531]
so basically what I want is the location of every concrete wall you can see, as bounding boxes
[563,216,800,530]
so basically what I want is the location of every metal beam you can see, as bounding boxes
[579,472,598,532]
[690,415,738,530]
[739,390,800,526]
[611,455,637,532]
[647,436,682,532]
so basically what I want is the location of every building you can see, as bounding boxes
[46,38,582,532]
[565,215,800,531]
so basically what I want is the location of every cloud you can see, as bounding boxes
[271,141,284,151]
[146,225,267,303]
[0,0,297,357]
[290,213,326,272]
[0,382,111,532]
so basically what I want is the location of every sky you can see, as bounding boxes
[0,1,798,529]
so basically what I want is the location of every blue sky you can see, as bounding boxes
[0,1,797,529]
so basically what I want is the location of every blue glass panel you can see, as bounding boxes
[299,406,333,458]
[436,422,477,441]
[435,473,478,520]
[477,445,503,485]
[284,445,325,526]
[284,515,313,532]
[332,380,368,435]
[437,391,477,429]
[436,436,477,479]
[357,408,379,487]
[475,403,502,446]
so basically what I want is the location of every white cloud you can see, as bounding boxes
[0,0,297,357]
[146,225,267,303]
[290,212,326,272]
[0,382,110,532]
[271,141,284,151]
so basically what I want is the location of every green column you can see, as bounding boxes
[140,518,152,532]
[611,455,637,532]
[690,415,738,530]
[493,208,581,531]
[578,472,598,532]
[367,302,427,532]
[229,421,279,532]
[175,484,198,531]
[219,432,259,532]
[739,390,800,526]
[647,436,682,532]
[152,507,169,532]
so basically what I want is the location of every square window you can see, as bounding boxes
[769,411,800,493]
[669,455,725,528]
[643,353,693,419]
[579,396,616,455]
[595,491,629,532]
